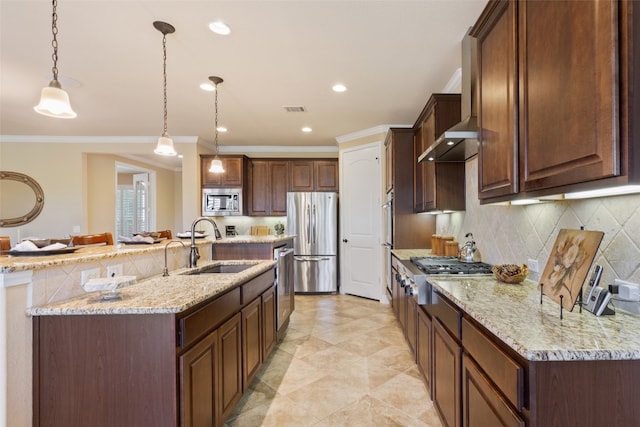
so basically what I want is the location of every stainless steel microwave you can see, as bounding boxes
[202,188,242,216]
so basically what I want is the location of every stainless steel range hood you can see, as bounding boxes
[418,30,478,163]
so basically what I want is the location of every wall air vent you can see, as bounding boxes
[283,105,307,112]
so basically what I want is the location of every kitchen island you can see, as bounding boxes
[399,269,640,427]
[30,258,277,427]
[0,236,290,427]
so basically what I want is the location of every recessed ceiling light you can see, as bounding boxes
[302,127,312,133]
[332,83,347,93]
[217,126,228,132]
[209,21,231,35]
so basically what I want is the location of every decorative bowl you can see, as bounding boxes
[492,264,528,284]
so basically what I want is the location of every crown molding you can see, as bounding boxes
[335,124,412,144]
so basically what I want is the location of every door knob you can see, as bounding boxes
[342,238,348,243]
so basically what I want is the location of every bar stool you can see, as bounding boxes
[71,232,114,246]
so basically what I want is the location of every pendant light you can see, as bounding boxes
[208,76,225,173]
[34,0,77,119]
[153,21,177,156]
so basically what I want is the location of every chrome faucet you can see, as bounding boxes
[163,240,186,276]
[189,217,221,268]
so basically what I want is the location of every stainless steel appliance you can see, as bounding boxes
[287,192,338,293]
[274,245,294,331]
[382,192,393,295]
[397,256,493,304]
[202,188,242,216]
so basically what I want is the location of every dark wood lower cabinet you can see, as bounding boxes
[242,298,262,389]
[180,329,219,427]
[462,354,524,427]
[262,285,277,359]
[218,313,242,423]
[433,319,462,427]
[416,306,432,397]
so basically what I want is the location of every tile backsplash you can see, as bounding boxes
[435,157,640,287]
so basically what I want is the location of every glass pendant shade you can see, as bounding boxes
[209,157,225,173]
[34,83,77,118]
[154,133,177,156]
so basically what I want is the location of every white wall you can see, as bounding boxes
[434,157,640,287]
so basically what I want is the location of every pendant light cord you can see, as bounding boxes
[214,83,219,155]
[161,32,169,136]
[50,0,59,81]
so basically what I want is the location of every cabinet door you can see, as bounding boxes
[417,307,432,397]
[202,156,245,187]
[413,127,425,211]
[242,298,262,389]
[421,114,436,211]
[218,313,242,423]
[248,160,270,216]
[261,286,277,359]
[433,319,461,427]
[519,0,619,192]
[289,160,315,191]
[475,0,519,200]
[269,161,289,215]
[314,160,339,191]
[462,354,524,427]
[179,329,218,427]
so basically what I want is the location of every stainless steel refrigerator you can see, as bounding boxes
[286,192,338,293]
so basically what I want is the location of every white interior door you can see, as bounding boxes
[340,142,382,300]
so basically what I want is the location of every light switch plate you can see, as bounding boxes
[527,259,539,273]
[106,264,123,278]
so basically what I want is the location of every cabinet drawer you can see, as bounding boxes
[241,268,275,304]
[429,290,462,340]
[462,318,524,410]
[178,287,241,350]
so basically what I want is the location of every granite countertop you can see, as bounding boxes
[428,275,640,362]
[29,259,276,316]
[391,249,433,260]
[216,235,295,244]
[0,236,294,273]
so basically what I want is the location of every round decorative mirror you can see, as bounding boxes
[0,171,45,227]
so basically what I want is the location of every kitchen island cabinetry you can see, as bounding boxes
[473,0,640,202]
[247,159,288,216]
[201,155,248,188]
[414,94,465,213]
[289,159,338,192]
[32,266,275,427]
[416,305,432,396]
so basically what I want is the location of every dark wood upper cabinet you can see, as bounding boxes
[289,159,339,192]
[414,94,465,213]
[201,155,248,188]
[473,0,519,201]
[473,0,640,202]
[248,160,288,216]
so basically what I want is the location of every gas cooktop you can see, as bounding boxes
[410,256,493,275]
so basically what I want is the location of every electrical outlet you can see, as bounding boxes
[80,268,100,285]
[527,259,539,273]
[106,264,123,278]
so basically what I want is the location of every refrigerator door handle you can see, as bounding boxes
[306,204,311,241]
[294,256,331,262]
[312,204,317,244]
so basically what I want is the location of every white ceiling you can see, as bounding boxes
[0,0,487,158]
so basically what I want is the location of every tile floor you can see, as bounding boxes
[225,294,443,427]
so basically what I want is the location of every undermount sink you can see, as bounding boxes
[181,263,255,275]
